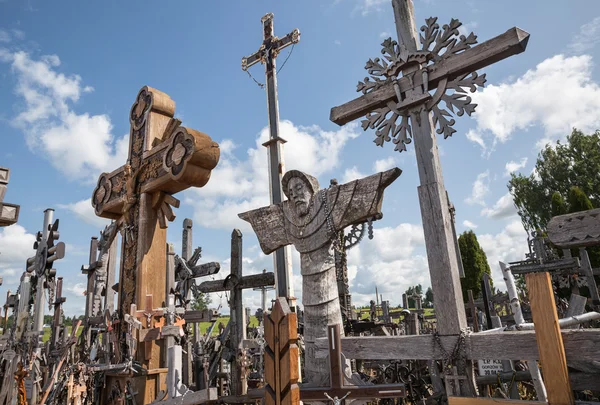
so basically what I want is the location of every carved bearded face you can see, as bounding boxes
[288,177,313,217]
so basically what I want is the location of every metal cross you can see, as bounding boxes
[242,13,299,302]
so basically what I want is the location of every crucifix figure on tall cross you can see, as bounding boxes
[242,13,300,301]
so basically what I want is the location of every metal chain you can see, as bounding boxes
[245,70,264,89]
[432,329,468,374]
[277,43,295,74]
[244,43,295,89]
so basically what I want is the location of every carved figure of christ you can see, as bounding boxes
[239,167,401,384]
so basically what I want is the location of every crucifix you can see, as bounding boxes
[197,229,276,396]
[329,0,529,391]
[91,86,220,404]
[241,13,300,303]
[0,167,19,227]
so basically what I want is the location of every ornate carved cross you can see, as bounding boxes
[91,86,219,402]
[0,167,19,227]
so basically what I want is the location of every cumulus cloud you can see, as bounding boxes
[462,220,478,229]
[373,156,397,172]
[465,170,490,206]
[480,192,518,220]
[468,55,600,151]
[57,198,111,228]
[504,158,528,177]
[478,220,528,287]
[2,50,128,183]
[185,120,361,232]
[0,225,35,278]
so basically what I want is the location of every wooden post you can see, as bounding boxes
[230,229,246,397]
[0,167,20,227]
[242,14,299,302]
[264,297,299,405]
[526,272,574,405]
[466,290,480,332]
[480,273,495,330]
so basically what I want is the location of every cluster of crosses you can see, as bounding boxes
[1,1,600,405]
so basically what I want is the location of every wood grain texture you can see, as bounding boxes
[313,329,600,363]
[448,397,544,405]
[329,28,529,125]
[547,208,600,248]
[526,272,574,405]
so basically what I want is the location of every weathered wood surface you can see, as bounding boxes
[547,208,600,248]
[448,398,544,405]
[0,167,20,227]
[149,388,218,405]
[579,248,600,304]
[301,324,406,402]
[477,371,600,392]
[526,272,574,405]
[230,229,246,397]
[264,297,300,405]
[330,27,529,125]
[197,272,275,293]
[313,329,600,362]
[240,168,401,384]
[510,257,579,275]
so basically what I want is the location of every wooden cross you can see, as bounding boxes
[131,294,166,362]
[0,166,19,227]
[300,324,406,402]
[91,86,219,403]
[241,13,299,301]
[197,229,275,396]
[329,0,529,341]
[50,277,66,352]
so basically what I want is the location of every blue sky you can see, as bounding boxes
[1,0,600,316]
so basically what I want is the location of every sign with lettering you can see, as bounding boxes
[477,359,503,376]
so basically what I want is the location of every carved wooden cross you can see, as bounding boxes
[330,0,529,338]
[91,86,219,402]
[0,167,19,227]
[300,324,406,402]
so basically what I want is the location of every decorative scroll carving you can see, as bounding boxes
[357,17,486,152]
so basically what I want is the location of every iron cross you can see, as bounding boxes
[241,14,299,302]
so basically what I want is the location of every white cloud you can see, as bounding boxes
[478,220,528,287]
[504,157,528,177]
[468,55,600,151]
[0,225,35,280]
[465,170,490,206]
[347,223,428,306]
[357,0,387,15]
[3,50,129,183]
[462,220,478,229]
[569,16,600,54]
[380,31,391,39]
[57,198,111,228]
[372,156,397,172]
[466,129,486,152]
[480,192,518,220]
[341,166,366,183]
[185,120,361,232]
[334,40,341,46]
[457,21,479,38]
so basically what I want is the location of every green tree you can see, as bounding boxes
[551,191,567,217]
[191,292,211,311]
[424,287,434,308]
[568,186,594,212]
[458,230,492,301]
[509,129,600,233]
[403,284,422,308]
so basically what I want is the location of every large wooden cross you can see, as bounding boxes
[91,86,220,404]
[330,0,529,337]
[0,167,19,227]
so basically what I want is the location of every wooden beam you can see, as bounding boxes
[198,272,275,293]
[526,272,574,405]
[547,208,600,248]
[510,258,579,275]
[313,329,600,363]
[448,397,545,405]
[329,27,530,125]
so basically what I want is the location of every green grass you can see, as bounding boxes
[356,307,435,321]
[41,326,83,343]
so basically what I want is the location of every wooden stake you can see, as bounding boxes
[526,272,574,405]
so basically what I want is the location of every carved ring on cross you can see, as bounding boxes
[358,18,486,152]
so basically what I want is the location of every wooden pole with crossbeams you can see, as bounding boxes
[91,86,220,404]
[241,13,299,304]
[329,0,529,393]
